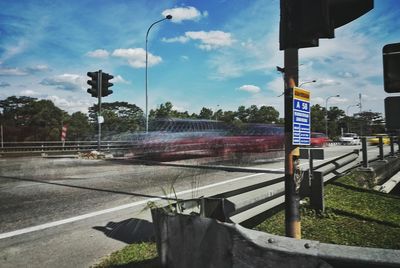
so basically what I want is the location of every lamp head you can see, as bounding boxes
[166,15,173,20]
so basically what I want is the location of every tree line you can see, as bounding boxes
[0,96,384,142]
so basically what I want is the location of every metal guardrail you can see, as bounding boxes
[0,141,134,155]
[199,136,400,225]
[187,149,362,227]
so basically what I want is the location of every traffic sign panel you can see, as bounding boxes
[293,87,310,146]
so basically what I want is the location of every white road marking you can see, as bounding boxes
[0,173,262,240]
[0,149,364,240]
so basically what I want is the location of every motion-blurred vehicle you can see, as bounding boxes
[310,132,330,147]
[131,119,284,160]
[368,134,390,145]
[339,133,360,145]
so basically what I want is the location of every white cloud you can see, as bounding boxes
[40,74,86,91]
[0,67,27,76]
[163,31,234,50]
[162,36,190,43]
[112,75,129,84]
[238,84,261,93]
[26,64,50,73]
[46,95,92,114]
[314,79,341,88]
[162,6,207,23]
[20,89,39,96]
[112,48,162,68]
[86,49,109,58]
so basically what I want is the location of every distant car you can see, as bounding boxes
[339,133,360,145]
[368,134,390,145]
[310,132,330,147]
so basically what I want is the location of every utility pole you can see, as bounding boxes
[283,48,301,239]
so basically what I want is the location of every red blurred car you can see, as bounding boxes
[310,132,329,147]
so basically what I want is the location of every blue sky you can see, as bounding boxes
[0,0,399,118]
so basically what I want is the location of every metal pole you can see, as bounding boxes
[390,136,395,156]
[325,98,329,137]
[98,70,102,151]
[284,48,301,239]
[1,124,3,148]
[145,17,170,133]
[378,136,384,160]
[361,137,368,168]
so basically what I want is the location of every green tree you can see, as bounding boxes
[198,107,213,119]
[327,106,345,138]
[236,105,249,122]
[311,104,325,133]
[0,96,67,141]
[67,112,93,140]
[89,102,144,135]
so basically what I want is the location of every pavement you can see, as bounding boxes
[0,144,388,267]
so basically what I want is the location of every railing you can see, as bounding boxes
[172,149,361,227]
[195,135,400,226]
[0,141,134,155]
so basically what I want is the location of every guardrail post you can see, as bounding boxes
[378,136,384,161]
[390,136,395,157]
[398,136,400,153]
[310,171,324,212]
[299,170,310,199]
[361,137,368,168]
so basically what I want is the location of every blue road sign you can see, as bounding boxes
[293,87,310,146]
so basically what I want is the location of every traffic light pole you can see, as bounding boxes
[97,70,102,151]
[284,48,301,239]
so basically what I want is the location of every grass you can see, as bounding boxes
[93,242,158,268]
[94,172,400,267]
[255,173,400,249]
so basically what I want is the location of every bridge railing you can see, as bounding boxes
[0,141,135,155]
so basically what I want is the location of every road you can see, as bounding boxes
[0,144,389,267]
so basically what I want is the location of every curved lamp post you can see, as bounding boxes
[298,80,316,87]
[346,103,361,132]
[325,94,340,137]
[145,14,172,133]
[346,103,360,116]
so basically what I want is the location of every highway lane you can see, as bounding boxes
[0,144,389,267]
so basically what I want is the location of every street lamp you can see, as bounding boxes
[145,14,173,133]
[325,94,340,137]
[346,103,360,116]
[346,103,360,132]
[299,80,316,87]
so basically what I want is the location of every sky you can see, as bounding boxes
[0,0,400,118]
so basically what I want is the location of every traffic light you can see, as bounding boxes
[101,72,113,97]
[280,0,374,50]
[383,43,400,93]
[87,71,99,97]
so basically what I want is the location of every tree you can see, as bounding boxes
[67,112,93,140]
[89,102,144,135]
[0,96,66,141]
[198,107,213,119]
[311,104,325,133]
[327,106,345,138]
[236,106,249,122]
[355,111,385,135]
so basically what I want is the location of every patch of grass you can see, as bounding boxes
[93,242,158,268]
[255,172,400,249]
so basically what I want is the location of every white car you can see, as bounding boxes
[339,133,361,145]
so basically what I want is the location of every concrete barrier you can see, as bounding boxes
[151,210,400,268]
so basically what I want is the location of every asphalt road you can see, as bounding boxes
[0,144,389,267]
